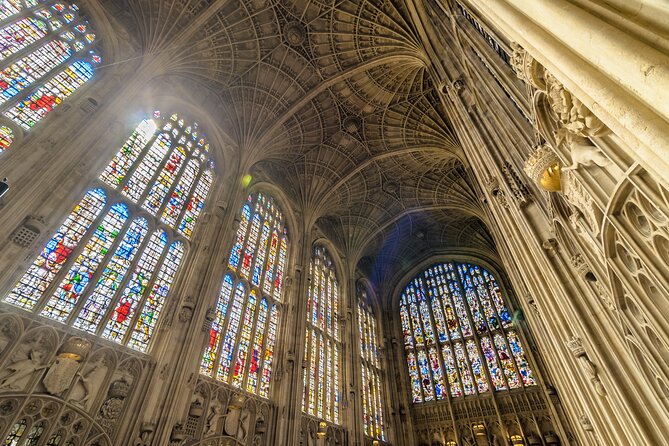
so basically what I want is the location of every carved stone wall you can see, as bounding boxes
[0,311,151,445]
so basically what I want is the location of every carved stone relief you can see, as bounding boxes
[566,337,607,397]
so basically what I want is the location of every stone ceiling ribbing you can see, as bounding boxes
[103,0,493,290]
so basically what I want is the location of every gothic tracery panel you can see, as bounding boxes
[0,0,102,144]
[400,261,536,403]
[200,192,287,399]
[303,246,341,424]
[358,286,386,442]
[3,111,214,352]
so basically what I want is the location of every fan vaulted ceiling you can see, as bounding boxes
[98,0,495,294]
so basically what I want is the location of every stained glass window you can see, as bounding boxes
[358,287,386,441]
[303,246,341,424]
[200,192,288,399]
[400,261,536,403]
[3,112,214,352]
[0,1,103,138]
[0,125,13,150]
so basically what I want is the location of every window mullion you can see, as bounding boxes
[136,137,181,208]
[247,218,267,285]
[230,289,254,386]
[462,269,495,393]
[237,200,259,275]
[442,270,476,396]
[469,272,504,392]
[159,155,199,227]
[421,276,449,401]
[257,298,276,392]
[414,289,438,401]
[241,291,264,389]
[503,329,526,389]
[93,222,156,337]
[214,276,243,382]
[455,264,491,396]
[119,233,173,345]
[149,151,193,220]
[65,212,135,326]
[113,132,162,194]
[0,5,37,29]
[0,17,75,76]
[30,194,110,314]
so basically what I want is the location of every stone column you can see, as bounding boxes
[472,0,669,183]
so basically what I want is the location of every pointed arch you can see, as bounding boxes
[200,191,289,399]
[357,283,387,441]
[399,260,536,403]
[303,245,342,424]
[0,0,103,143]
[3,111,216,353]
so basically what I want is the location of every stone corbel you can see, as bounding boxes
[178,300,194,323]
[525,295,539,315]
[484,177,509,209]
[544,72,610,138]
[133,421,156,446]
[514,43,613,174]
[169,422,186,445]
[570,254,615,311]
[510,42,546,90]
[203,307,216,332]
[566,336,607,396]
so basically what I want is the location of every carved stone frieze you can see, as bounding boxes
[544,72,610,138]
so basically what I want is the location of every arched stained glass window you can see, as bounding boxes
[3,111,214,352]
[358,286,386,441]
[303,246,341,424]
[400,261,536,403]
[0,0,102,146]
[200,192,287,398]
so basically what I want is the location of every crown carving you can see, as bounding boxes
[566,336,586,357]
[58,337,92,361]
[524,144,561,191]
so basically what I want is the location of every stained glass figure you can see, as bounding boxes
[400,261,537,403]
[200,192,288,398]
[0,2,103,133]
[303,246,341,424]
[0,125,13,150]
[5,188,105,310]
[3,112,213,353]
[358,288,386,441]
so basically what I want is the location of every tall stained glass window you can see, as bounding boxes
[3,111,215,352]
[200,192,287,398]
[358,286,386,441]
[0,0,102,152]
[400,261,536,403]
[303,246,341,424]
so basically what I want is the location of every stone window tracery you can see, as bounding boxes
[0,0,102,148]
[3,111,214,353]
[358,286,386,442]
[303,246,341,424]
[200,192,286,398]
[400,261,536,403]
